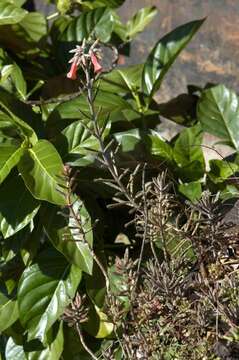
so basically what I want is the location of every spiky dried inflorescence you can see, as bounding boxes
[62,293,89,327]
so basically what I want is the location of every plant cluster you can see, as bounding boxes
[0,0,239,359]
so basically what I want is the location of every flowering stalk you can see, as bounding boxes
[66,39,138,209]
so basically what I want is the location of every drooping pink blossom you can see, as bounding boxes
[67,60,78,80]
[90,52,102,74]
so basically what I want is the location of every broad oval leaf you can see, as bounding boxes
[0,141,23,184]
[0,1,27,25]
[100,64,143,94]
[142,18,205,97]
[80,0,125,9]
[0,293,18,332]
[18,249,82,344]
[43,201,93,274]
[56,120,99,158]
[27,322,64,360]
[61,7,114,43]
[18,140,66,206]
[197,84,239,151]
[0,87,42,144]
[0,173,40,238]
[173,124,205,182]
[16,12,47,42]
[178,181,202,202]
[5,337,26,360]
[146,131,173,162]
[1,62,27,100]
[126,6,157,40]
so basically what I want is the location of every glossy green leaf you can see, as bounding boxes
[100,64,143,94]
[173,124,204,167]
[0,141,23,184]
[43,201,93,274]
[61,7,114,43]
[179,181,202,202]
[146,131,173,162]
[57,121,99,159]
[5,337,26,360]
[142,19,205,96]
[0,1,27,25]
[114,128,143,153]
[78,0,125,9]
[18,140,66,206]
[0,173,40,238]
[173,124,205,181]
[125,6,157,40]
[27,323,64,360]
[18,249,82,344]
[0,293,18,332]
[0,87,42,144]
[197,84,239,150]
[16,12,47,42]
[95,306,114,338]
[12,0,27,6]
[47,90,132,135]
[1,63,27,100]
[208,159,238,184]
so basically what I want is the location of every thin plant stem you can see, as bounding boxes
[76,323,98,360]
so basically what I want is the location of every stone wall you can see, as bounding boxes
[119,0,239,101]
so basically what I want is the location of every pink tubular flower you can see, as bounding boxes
[90,52,102,74]
[67,60,78,80]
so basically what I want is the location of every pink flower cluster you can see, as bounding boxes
[67,44,102,80]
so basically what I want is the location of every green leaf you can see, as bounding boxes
[208,159,238,184]
[56,120,99,159]
[173,124,205,181]
[125,6,157,40]
[197,84,239,150]
[0,1,27,25]
[43,201,93,274]
[0,293,18,332]
[1,63,27,100]
[0,173,40,238]
[179,181,202,202]
[94,306,113,338]
[26,322,64,360]
[114,128,143,153]
[61,7,114,43]
[16,12,47,42]
[5,337,26,360]
[47,90,132,135]
[145,131,173,162]
[12,0,27,6]
[0,141,24,185]
[77,0,125,9]
[18,249,82,344]
[0,87,42,144]
[173,124,204,167]
[18,140,66,206]
[100,64,143,94]
[142,19,205,96]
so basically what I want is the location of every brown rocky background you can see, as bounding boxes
[119,0,239,101]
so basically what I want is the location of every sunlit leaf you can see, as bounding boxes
[197,84,239,150]
[18,140,66,205]
[18,249,82,344]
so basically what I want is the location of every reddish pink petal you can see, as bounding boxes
[67,61,78,80]
[90,53,102,73]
